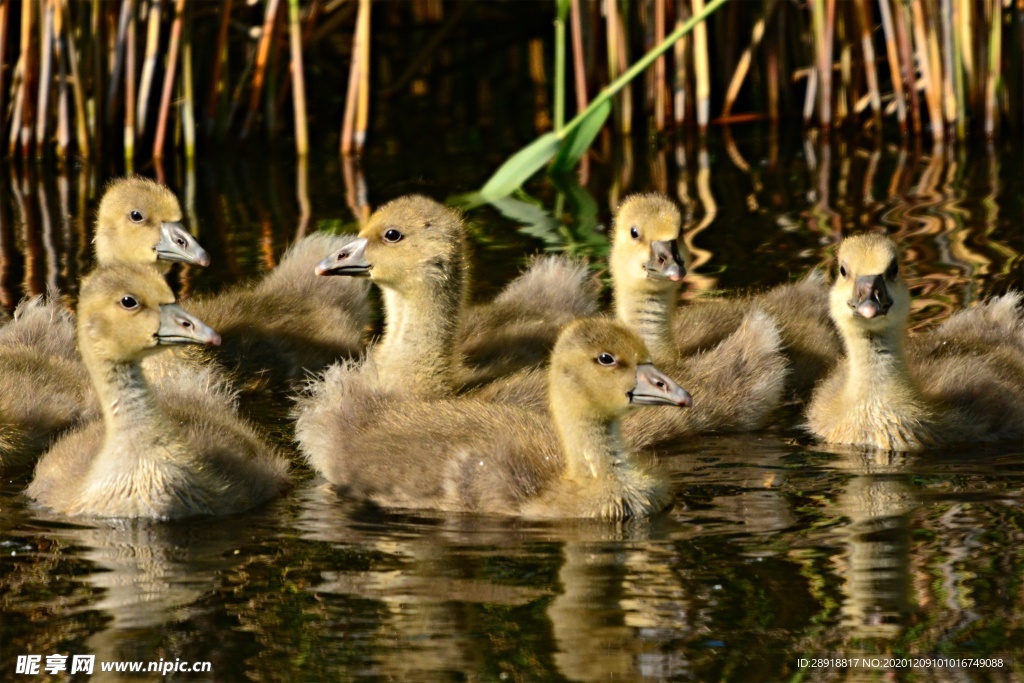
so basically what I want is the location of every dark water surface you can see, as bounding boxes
[1,129,1022,682]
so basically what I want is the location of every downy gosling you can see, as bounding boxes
[806,233,1024,451]
[475,193,788,447]
[295,318,690,520]
[312,195,596,398]
[27,264,289,518]
[614,194,838,398]
[0,176,208,472]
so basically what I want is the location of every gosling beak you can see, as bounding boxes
[156,304,221,346]
[156,222,210,267]
[629,363,692,407]
[645,240,685,282]
[850,274,892,319]
[315,237,371,277]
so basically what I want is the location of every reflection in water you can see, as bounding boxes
[0,130,1021,680]
[831,451,917,642]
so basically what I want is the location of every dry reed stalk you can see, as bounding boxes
[803,64,817,125]
[137,0,162,135]
[0,1,7,149]
[653,0,666,129]
[570,0,588,111]
[812,0,835,131]
[106,0,130,124]
[528,38,549,131]
[341,0,365,155]
[923,0,946,127]
[125,0,137,166]
[242,0,282,140]
[8,59,23,155]
[692,0,710,131]
[958,0,976,109]
[892,0,920,133]
[722,0,773,118]
[355,0,371,152]
[53,2,69,159]
[342,153,370,224]
[910,0,942,139]
[205,0,232,136]
[55,0,89,159]
[984,0,1000,137]
[836,4,850,124]
[181,3,195,159]
[766,32,778,120]
[295,153,309,238]
[854,0,881,129]
[939,0,956,126]
[673,10,688,126]
[153,0,186,159]
[86,0,103,146]
[606,0,621,132]
[877,0,907,132]
[18,0,36,156]
[288,0,309,156]
[36,0,55,152]
[950,0,966,138]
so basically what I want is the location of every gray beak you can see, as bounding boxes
[156,304,221,346]
[645,240,685,282]
[156,222,210,267]
[629,363,692,407]
[315,237,371,277]
[851,274,892,319]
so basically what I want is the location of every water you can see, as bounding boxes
[1,129,1022,682]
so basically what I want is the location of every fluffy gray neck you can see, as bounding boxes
[615,286,677,364]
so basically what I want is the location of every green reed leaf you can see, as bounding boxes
[549,99,611,174]
[479,132,562,202]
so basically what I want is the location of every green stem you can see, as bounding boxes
[559,0,730,140]
[554,10,566,132]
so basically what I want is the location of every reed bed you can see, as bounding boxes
[0,0,1016,165]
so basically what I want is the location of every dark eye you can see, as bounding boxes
[629,226,640,240]
[596,353,617,367]
[120,296,139,310]
[129,210,144,223]
[839,264,847,278]
[885,260,899,279]
[383,228,403,243]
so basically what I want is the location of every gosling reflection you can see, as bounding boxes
[33,516,253,682]
[548,530,695,682]
[296,483,550,679]
[831,450,917,642]
[298,482,702,681]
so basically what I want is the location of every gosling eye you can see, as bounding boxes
[119,295,139,310]
[885,260,899,280]
[596,353,618,367]
[629,226,640,240]
[839,263,848,279]
[128,210,145,223]
[383,228,404,243]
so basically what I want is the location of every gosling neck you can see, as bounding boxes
[82,347,164,442]
[548,377,629,480]
[373,278,463,399]
[614,281,678,365]
[839,323,918,403]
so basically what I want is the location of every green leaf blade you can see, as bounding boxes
[479,132,562,202]
[549,100,611,174]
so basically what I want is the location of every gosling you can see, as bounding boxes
[295,318,690,520]
[27,264,289,518]
[806,233,1024,451]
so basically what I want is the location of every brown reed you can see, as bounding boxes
[0,1,1015,166]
